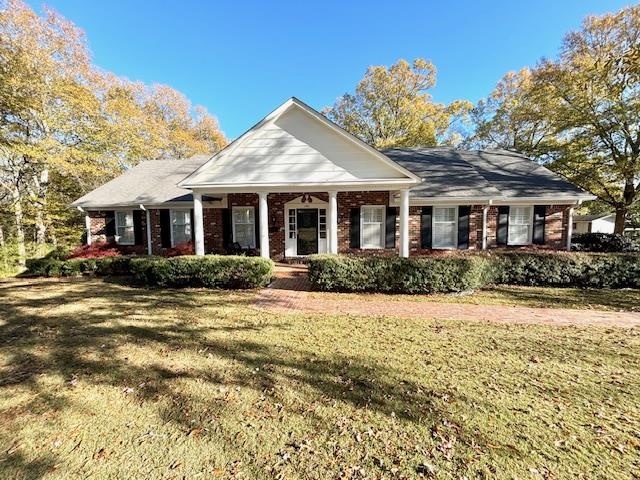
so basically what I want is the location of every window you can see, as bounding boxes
[115,211,134,245]
[171,209,191,246]
[288,209,296,239]
[233,207,256,248]
[319,209,327,239]
[432,207,457,249]
[361,206,385,249]
[508,206,533,245]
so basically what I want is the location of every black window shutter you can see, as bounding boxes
[420,206,432,249]
[133,210,144,245]
[533,205,546,245]
[349,208,360,248]
[385,207,397,248]
[254,206,260,249]
[190,209,195,242]
[222,208,232,249]
[497,206,509,245]
[160,209,171,248]
[105,211,116,238]
[457,206,471,249]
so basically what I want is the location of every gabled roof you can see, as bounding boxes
[72,155,213,208]
[179,97,421,190]
[385,147,595,201]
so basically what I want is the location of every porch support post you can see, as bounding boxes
[399,189,410,258]
[566,206,574,252]
[84,214,92,246]
[482,205,489,250]
[193,192,205,256]
[328,190,338,254]
[145,209,152,255]
[258,192,270,259]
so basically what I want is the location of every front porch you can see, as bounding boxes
[192,190,412,260]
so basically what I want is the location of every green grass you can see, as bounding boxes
[1,279,639,479]
[310,286,640,312]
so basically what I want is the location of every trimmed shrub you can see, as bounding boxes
[24,254,274,289]
[308,252,640,292]
[130,255,273,289]
[572,233,639,253]
[308,254,491,294]
[163,241,195,257]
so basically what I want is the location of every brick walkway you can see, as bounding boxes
[255,264,640,328]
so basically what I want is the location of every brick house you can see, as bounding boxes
[72,98,594,260]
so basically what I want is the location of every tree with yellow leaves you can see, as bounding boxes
[324,58,472,149]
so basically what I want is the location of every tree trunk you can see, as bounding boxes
[11,186,26,267]
[33,167,48,245]
[0,224,7,271]
[614,207,627,234]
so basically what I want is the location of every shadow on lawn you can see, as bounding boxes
[486,285,640,312]
[0,279,500,477]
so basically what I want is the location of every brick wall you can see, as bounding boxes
[87,199,574,259]
[88,210,147,254]
[484,204,570,249]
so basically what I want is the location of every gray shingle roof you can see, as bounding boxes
[385,147,593,200]
[72,155,213,208]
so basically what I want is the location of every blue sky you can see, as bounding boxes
[29,0,631,139]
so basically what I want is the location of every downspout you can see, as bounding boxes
[140,204,152,256]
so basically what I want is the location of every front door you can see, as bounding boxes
[296,209,318,255]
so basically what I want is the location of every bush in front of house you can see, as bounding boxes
[308,254,491,293]
[129,255,273,288]
[308,252,640,292]
[24,255,274,289]
[571,233,639,253]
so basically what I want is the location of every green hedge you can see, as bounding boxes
[308,252,640,293]
[24,255,274,289]
[308,254,491,293]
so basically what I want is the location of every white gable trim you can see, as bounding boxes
[178,97,422,189]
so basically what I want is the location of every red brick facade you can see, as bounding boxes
[87,196,573,260]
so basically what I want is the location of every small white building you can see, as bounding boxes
[573,213,616,234]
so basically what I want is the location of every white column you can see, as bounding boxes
[258,192,270,259]
[145,209,152,255]
[193,192,205,256]
[85,214,92,245]
[329,190,338,254]
[566,206,574,251]
[399,189,410,258]
[482,206,489,250]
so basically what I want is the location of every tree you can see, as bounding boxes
[468,68,558,158]
[471,6,640,233]
[324,58,472,149]
[0,0,227,266]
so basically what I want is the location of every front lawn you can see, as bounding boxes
[1,279,638,479]
[310,286,640,312]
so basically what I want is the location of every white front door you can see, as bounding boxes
[285,206,328,257]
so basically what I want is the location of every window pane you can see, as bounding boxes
[115,211,134,245]
[432,207,456,248]
[233,207,255,248]
[508,206,532,244]
[171,210,191,246]
[361,206,384,248]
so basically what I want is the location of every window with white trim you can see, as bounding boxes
[432,207,457,249]
[170,209,191,246]
[508,206,533,245]
[233,207,256,248]
[115,211,134,245]
[319,209,327,239]
[361,206,385,249]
